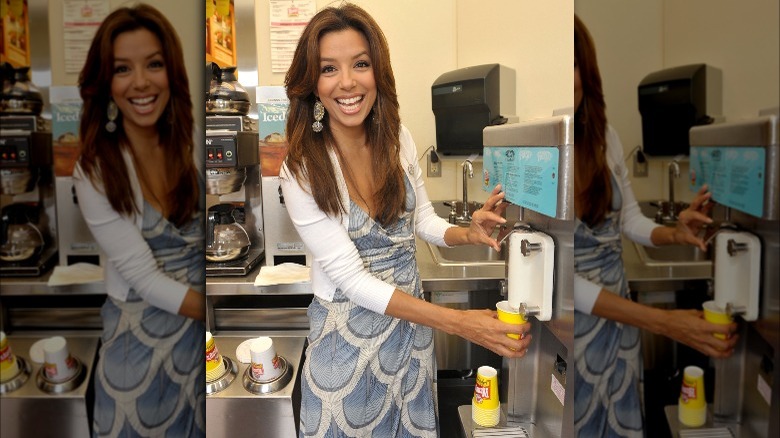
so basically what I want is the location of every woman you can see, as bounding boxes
[280,4,530,436]
[73,4,205,437]
[573,14,738,437]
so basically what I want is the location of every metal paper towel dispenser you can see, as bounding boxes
[432,64,516,155]
[638,64,722,156]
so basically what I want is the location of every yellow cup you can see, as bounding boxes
[678,365,706,427]
[702,300,733,340]
[496,300,526,340]
[472,365,500,427]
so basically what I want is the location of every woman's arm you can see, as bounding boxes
[385,287,530,358]
[73,164,198,319]
[591,288,737,358]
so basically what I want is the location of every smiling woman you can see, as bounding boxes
[279,3,531,437]
[72,4,205,437]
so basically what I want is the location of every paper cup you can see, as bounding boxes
[0,331,20,381]
[472,365,500,427]
[678,365,706,427]
[496,300,526,340]
[42,336,78,382]
[702,300,733,340]
[205,332,226,381]
[250,337,283,381]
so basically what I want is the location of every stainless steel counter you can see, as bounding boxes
[0,334,99,438]
[205,237,506,296]
[206,334,305,438]
[0,270,106,296]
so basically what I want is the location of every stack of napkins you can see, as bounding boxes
[47,263,104,286]
[254,263,310,286]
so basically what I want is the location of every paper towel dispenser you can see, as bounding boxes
[432,64,516,155]
[638,64,722,156]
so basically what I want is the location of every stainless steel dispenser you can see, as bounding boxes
[459,115,574,437]
[665,111,779,437]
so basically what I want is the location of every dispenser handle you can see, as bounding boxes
[521,239,542,257]
[727,239,749,256]
[520,302,540,317]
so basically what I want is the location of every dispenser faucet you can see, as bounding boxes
[668,159,681,220]
[462,159,474,219]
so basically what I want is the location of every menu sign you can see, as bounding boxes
[1,0,30,67]
[689,145,766,218]
[483,146,560,218]
[206,0,237,68]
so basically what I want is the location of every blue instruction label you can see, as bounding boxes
[482,146,559,218]
[689,146,766,217]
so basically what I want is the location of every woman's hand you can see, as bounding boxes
[657,308,738,358]
[454,309,532,358]
[467,185,508,251]
[674,185,714,250]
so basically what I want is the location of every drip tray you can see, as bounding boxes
[679,428,735,438]
[458,405,536,438]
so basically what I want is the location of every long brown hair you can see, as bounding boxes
[575,14,612,226]
[284,3,404,227]
[77,4,198,227]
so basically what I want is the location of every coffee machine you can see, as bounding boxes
[0,65,57,276]
[205,63,263,276]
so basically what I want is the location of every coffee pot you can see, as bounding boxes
[206,204,251,262]
[206,65,250,116]
[0,65,43,115]
[0,204,44,263]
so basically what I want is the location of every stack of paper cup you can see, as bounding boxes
[0,331,20,382]
[249,336,283,381]
[472,365,500,427]
[205,331,226,381]
[42,336,78,382]
[678,365,707,427]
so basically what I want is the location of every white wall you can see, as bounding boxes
[254,0,572,202]
[575,0,779,202]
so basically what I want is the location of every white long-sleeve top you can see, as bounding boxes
[73,147,189,315]
[280,125,456,315]
[574,125,658,314]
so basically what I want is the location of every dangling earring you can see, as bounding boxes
[312,99,324,133]
[106,100,118,133]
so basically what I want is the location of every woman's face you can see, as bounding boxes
[110,28,170,137]
[315,28,377,135]
[574,56,583,113]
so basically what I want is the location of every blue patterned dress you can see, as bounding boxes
[93,200,206,437]
[574,175,643,437]
[299,175,437,437]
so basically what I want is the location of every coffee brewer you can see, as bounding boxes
[205,63,263,276]
[0,65,57,276]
